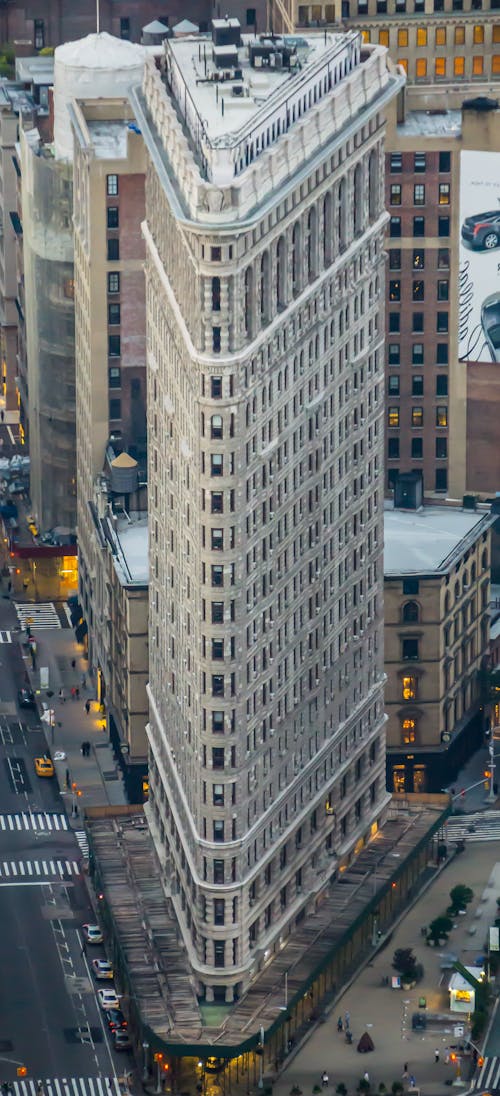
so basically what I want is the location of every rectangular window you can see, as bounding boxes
[109,398,121,420]
[214,897,225,922]
[211,529,224,551]
[412,375,424,396]
[34,18,45,48]
[120,16,131,38]
[108,303,120,325]
[435,57,446,77]
[106,174,118,196]
[389,249,401,270]
[438,216,450,236]
[212,711,224,733]
[402,674,417,699]
[107,207,119,229]
[211,493,223,514]
[436,437,448,458]
[454,56,465,76]
[435,26,446,44]
[436,343,448,364]
[416,26,427,45]
[246,6,257,21]
[437,248,450,268]
[439,183,450,204]
[413,216,425,237]
[403,638,419,660]
[388,437,400,459]
[472,56,484,74]
[437,280,449,301]
[211,565,224,586]
[211,246,222,261]
[398,28,408,45]
[212,747,224,768]
[413,249,425,269]
[439,152,451,173]
[107,272,120,294]
[212,327,221,353]
[212,675,224,699]
[211,602,224,623]
[473,24,484,42]
[379,28,389,45]
[412,343,424,365]
[390,216,402,238]
[414,153,427,173]
[493,56,500,74]
[436,406,448,427]
[212,639,224,660]
[413,280,425,301]
[389,280,401,301]
[211,454,223,476]
[390,152,402,173]
[388,375,400,395]
[108,367,121,389]
[388,407,400,428]
[213,860,224,884]
[414,183,425,205]
[403,578,419,595]
[412,407,423,427]
[388,468,399,489]
[211,376,222,399]
[436,375,448,396]
[435,468,448,492]
[454,24,465,42]
[108,334,121,357]
[213,820,224,843]
[412,312,424,333]
[107,238,119,261]
[388,344,400,366]
[416,58,427,78]
[437,312,449,333]
[389,313,400,333]
[390,184,402,205]
[411,437,423,458]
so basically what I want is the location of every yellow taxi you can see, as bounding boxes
[34,756,54,778]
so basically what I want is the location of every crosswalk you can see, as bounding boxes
[0,629,11,642]
[0,858,80,879]
[0,812,69,832]
[14,601,62,630]
[470,1055,500,1089]
[11,1078,122,1096]
[445,812,500,844]
[75,830,89,859]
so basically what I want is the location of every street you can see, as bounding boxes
[0,593,128,1089]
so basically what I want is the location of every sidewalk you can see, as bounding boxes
[21,619,127,814]
[274,842,500,1096]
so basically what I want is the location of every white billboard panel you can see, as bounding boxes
[459,150,500,365]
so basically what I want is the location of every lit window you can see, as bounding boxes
[402,675,417,700]
[473,23,484,41]
[454,56,465,75]
[493,26,500,43]
[398,58,408,72]
[388,407,400,428]
[398,28,408,45]
[435,57,446,76]
[379,28,389,45]
[413,249,425,269]
[472,56,484,74]
[402,718,416,744]
[389,280,401,301]
[416,58,427,78]
[455,25,465,42]
[412,407,423,427]
[361,29,371,41]
[390,184,402,205]
[493,56,500,75]
[413,280,425,301]
[435,26,446,44]
[416,26,427,45]
[436,406,448,427]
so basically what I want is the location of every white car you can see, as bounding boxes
[82,923,103,944]
[92,959,114,981]
[97,988,120,1010]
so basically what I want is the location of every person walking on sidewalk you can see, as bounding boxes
[82,674,87,689]
[71,687,76,701]
[435,1049,440,1063]
[85,699,91,715]
[58,687,65,702]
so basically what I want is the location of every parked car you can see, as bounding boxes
[112,1029,132,1051]
[461,210,500,251]
[481,293,500,362]
[82,923,103,944]
[34,756,54,778]
[18,687,36,709]
[103,1008,127,1032]
[91,959,114,981]
[97,988,120,1010]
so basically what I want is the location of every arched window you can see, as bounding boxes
[323,192,333,267]
[368,148,378,221]
[353,163,363,236]
[292,222,301,297]
[259,251,270,325]
[462,571,469,592]
[244,266,253,338]
[482,549,488,570]
[471,562,476,582]
[444,591,450,613]
[306,206,317,281]
[402,601,419,623]
[276,235,286,309]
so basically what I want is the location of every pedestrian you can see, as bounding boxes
[409,1076,416,1090]
[82,674,87,689]
[7,580,11,593]
[85,699,91,714]
[71,686,76,701]
[71,658,76,669]
[345,1010,350,1029]
[75,687,80,700]
[337,1016,343,1032]
[363,1073,369,1085]
[402,1064,408,1079]
[1,410,4,423]
[435,1049,440,1063]
[58,687,65,702]
[444,1049,450,1065]
[80,742,85,757]
[65,768,70,789]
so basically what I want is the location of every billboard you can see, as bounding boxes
[459,150,500,365]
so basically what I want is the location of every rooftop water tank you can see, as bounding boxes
[53,32,146,160]
[110,451,139,495]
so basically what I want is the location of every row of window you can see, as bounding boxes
[390,183,450,206]
[378,24,495,47]
[389,312,448,333]
[390,151,450,174]
[388,248,449,270]
[357,0,497,12]
[389,279,449,301]
[388,406,448,427]
[405,55,496,78]
[390,215,450,237]
[388,375,448,396]
[388,437,448,458]
[389,467,448,491]
[388,344,449,365]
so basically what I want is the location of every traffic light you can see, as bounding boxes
[450,1053,457,1063]
[154,1053,163,1063]
[478,1057,484,1067]
[17,1068,27,1078]
[484,770,492,779]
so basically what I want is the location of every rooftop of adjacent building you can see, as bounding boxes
[85,118,137,158]
[397,107,461,137]
[0,81,36,113]
[384,501,493,577]
[101,509,149,587]
[15,55,54,86]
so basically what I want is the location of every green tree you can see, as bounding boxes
[428,915,453,942]
[449,884,473,911]
[392,948,417,977]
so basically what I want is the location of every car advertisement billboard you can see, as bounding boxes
[459,149,500,365]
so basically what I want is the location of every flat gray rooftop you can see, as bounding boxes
[384,503,490,576]
[397,109,461,138]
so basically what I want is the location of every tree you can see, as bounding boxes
[358,1080,370,1094]
[449,884,473,912]
[428,915,453,942]
[391,1084,404,1096]
[336,1086,347,1096]
[392,948,417,978]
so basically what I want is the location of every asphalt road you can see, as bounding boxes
[0,594,129,1084]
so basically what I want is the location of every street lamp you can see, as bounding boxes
[257,1026,264,1089]
[488,740,496,801]
[142,1042,149,1082]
